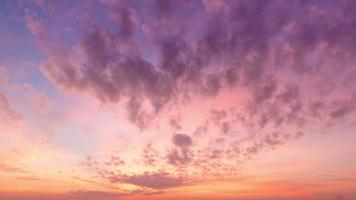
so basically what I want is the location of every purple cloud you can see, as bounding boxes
[33,0,356,134]
[172,134,193,148]
[20,0,356,182]
[167,148,191,166]
[121,171,183,189]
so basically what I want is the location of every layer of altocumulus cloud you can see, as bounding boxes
[10,0,356,192]
[35,0,356,128]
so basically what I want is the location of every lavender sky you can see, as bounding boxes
[0,0,356,200]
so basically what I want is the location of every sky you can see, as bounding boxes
[0,0,356,199]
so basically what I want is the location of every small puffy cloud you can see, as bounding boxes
[167,148,191,166]
[172,134,192,148]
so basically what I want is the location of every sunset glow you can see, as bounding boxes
[0,0,356,199]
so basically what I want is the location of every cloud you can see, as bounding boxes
[0,163,26,173]
[0,92,21,123]
[172,134,193,148]
[194,122,209,136]
[329,96,356,120]
[167,134,193,166]
[25,14,47,42]
[81,154,184,189]
[142,143,160,167]
[210,109,227,123]
[35,0,356,134]
[169,117,181,130]
[104,156,125,167]
[23,0,356,182]
[107,1,140,38]
[167,148,191,166]
[121,171,183,189]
